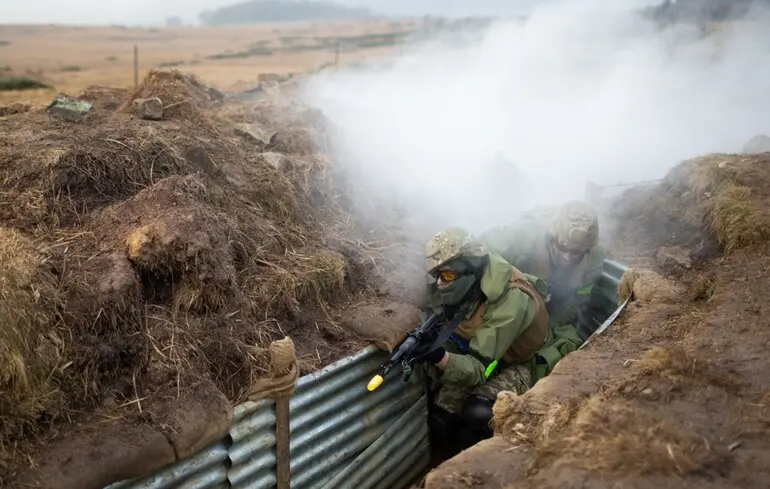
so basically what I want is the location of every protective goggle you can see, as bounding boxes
[552,239,587,258]
[433,269,458,283]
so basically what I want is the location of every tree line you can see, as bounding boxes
[199,0,377,25]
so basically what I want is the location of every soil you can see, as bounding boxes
[0,70,422,488]
[421,153,770,489]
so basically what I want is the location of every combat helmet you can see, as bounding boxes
[548,201,599,251]
[425,227,487,274]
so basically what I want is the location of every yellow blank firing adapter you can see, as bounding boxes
[367,375,384,392]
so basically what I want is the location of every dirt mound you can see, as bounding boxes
[0,71,408,488]
[605,153,770,265]
[0,102,32,117]
[77,85,131,112]
[422,154,770,489]
[119,69,224,120]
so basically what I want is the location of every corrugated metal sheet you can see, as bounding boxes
[578,259,628,339]
[227,345,425,489]
[104,441,230,489]
[319,395,429,489]
[107,346,424,489]
[105,258,627,489]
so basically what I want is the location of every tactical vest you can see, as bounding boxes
[453,265,550,365]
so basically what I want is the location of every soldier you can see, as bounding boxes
[418,227,562,453]
[479,200,605,338]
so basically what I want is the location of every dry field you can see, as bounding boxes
[0,19,415,104]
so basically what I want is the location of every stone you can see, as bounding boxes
[46,94,92,122]
[260,152,287,171]
[655,245,692,271]
[234,122,277,146]
[132,97,163,120]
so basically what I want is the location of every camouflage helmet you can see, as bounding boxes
[425,227,487,273]
[548,201,599,251]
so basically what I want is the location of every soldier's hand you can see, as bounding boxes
[419,346,446,364]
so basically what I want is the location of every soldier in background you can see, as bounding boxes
[479,201,605,340]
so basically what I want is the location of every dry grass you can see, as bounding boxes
[546,397,724,475]
[492,391,579,445]
[0,101,32,116]
[490,344,737,479]
[0,111,226,230]
[0,21,414,105]
[494,390,726,477]
[634,346,698,378]
[708,181,770,252]
[613,345,744,398]
[244,248,347,318]
[0,70,376,476]
[0,228,63,441]
[608,153,770,258]
[118,69,223,121]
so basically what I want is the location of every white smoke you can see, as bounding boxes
[301,0,770,236]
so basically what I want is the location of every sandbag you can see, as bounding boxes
[18,421,176,489]
[244,336,299,402]
[156,380,233,459]
[340,301,422,352]
[618,267,682,303]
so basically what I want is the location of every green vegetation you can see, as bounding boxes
[0,40,10,46]
[199,0,374,25]
[208,30,412,60]
[158,60,186,67]
[207,46,275,60]
[0,77,51,92]
[61,65,83,72]
[106,56,118,61]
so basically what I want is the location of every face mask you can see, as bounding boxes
[436,274,478,306]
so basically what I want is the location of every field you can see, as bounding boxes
[3,15,770,489]
[0,20,415,105]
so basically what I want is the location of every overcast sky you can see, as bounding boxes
[3,0,547,25]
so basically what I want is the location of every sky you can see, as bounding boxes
[3,0,543,25]
[299,0,770,235]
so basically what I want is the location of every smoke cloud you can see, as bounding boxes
[300,0,770,236]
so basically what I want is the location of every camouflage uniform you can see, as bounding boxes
[422,227,550,415]
[479,201,605,330]
[430,361,532,414]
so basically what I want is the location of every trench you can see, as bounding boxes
[103,259,626,489]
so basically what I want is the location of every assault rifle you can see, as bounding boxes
[366,312,443,392]
[367,292,478,392]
